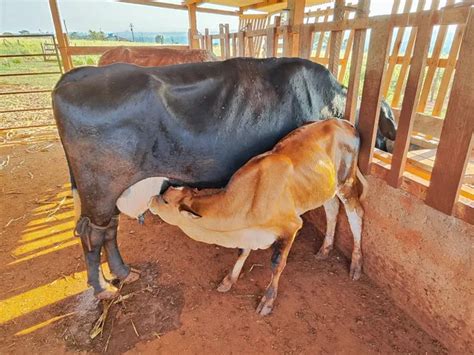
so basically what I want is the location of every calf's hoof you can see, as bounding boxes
[315,246,331,260]
[256,296,274,316]
[122,268,141,284]
[349,260,362,281]
[95,285,119,300]
[217,275,233,293]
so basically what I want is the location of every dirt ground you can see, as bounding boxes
[0,127,447,354]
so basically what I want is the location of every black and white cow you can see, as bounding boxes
[52,57,396,298]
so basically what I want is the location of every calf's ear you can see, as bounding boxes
[179,204,202,219]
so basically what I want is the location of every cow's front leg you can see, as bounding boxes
[103,215,140,285]
[76,217,118,300]
[256,229,299,316]
[217,248,251,292]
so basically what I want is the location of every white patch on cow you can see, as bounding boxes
[333,93,345,113]
[176,222,277,251]
[116,177,167,219]
[320,105,332,117]
[72,188,81,224]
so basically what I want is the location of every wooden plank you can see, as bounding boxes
[388,15,433,187]
[328,0,345,77]
[224,24,231,59]
[219,24,225,59]
[205,28,212,53]
[48,0,72,71]
[344,0,370,124]
[287,0,305,56]
[426,9,474,215]
[266,27,276,57]
[238,31,245,57]
[381,0,413,97]
[432,23,465,116]
[298,25,312,59]
[358,21,393,174]
[231,33,237,57]
[187,3,199,49]
[247,22,255,57]
[118,0,240,16]
[417,2,454,112]
[282,26,291,57]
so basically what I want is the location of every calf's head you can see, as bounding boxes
[149,186,202,227]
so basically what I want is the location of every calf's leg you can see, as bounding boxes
[103,215,140,284]
[256,229,299,316]
[337,188,364,280]
[217,248,251,292]
[315,196,340,259]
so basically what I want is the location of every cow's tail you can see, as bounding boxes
[356,167,368,202]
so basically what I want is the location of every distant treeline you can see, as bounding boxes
[68,30,188,44]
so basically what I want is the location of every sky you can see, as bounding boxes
[0,0,454,34]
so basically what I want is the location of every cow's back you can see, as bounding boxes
[98,46,217,67]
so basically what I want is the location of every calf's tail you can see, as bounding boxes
[356,167,368,201]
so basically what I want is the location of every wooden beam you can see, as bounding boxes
[344,0,370,124]
[48,0,72,71]
[287,0,305,56]
[358,21,392,174]
[388,13,433,187]
[187,3,200,49]
[118,0,240,16]
[426,8,474,215]
[328,0,345,76]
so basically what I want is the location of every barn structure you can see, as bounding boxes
[0,0,472,353]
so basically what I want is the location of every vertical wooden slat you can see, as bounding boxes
[282,26,292,57]
[344,0,370,124]
[381,0,413,98]
[247,23,255,57]
[392,0,426,107]
[266,27,276,57]
[205,28,211,52]
[417,0,453,112]
[328,0,345,76]
[388,14,433,187]
[238,30,246,57]
[231,33,237,57]
[287,0,306,56]
[219,24,225,59]
[358,22,393,174]
[426,9,474,214]
[187,3,199,49]
[432,23,465,116]
[298,25,312,59]
[224,24,231,59]
[48,0,72,71]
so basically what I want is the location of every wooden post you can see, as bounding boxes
[388,14,433,187]
[187,3,199,49]
[287,0,306,56]
[231,33,237,57]
[48,0,72,72]
[358,22,392,174]
[426,9,474,215]
[224,24,231,59]
[344,0,370,124]
[238,30,245,57]
[266,27,277,57]
[328,0,345,76]
[205,28,212,52]
[219,24,225,59]
[298,25,312,59]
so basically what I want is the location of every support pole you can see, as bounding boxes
[187,3,199,49]
[287,0,306,56]
[328,0,345,76]
[48,0,72,71]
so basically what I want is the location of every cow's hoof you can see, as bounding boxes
[349,261,362,281]
[217,275,233,293]
[256,296,274,316]
[122,268,141,284]
[315,246,331,260]
[95,285,119,300]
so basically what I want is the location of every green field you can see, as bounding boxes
[1,36,447,129]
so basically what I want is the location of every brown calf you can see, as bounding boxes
[98,46,217,67]
[149,119,367,315]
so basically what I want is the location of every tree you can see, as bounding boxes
[88,29,106,41]
[155,34,164,44]
[19,30,30,35]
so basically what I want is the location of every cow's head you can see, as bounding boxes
[376,100,397,152]
[149,186,202,227]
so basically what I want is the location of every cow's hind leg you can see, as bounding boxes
[315,196,339,259]
[217,248,251,293]
[103,215,140,285]
[337,185,364,280]
[256,226,300,316]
